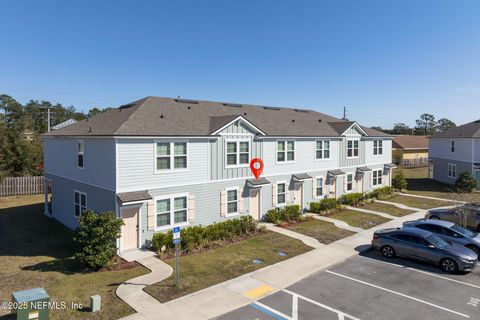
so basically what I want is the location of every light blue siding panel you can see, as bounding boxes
[431,157,473,185]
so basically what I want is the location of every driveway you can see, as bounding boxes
[215,250,480,320]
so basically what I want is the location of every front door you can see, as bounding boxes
[121,207,139,252]
[475,170,480,190]
[249,189,261,220]
[294,183,303,209]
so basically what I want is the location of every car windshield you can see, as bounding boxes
[451,224,477,238]
[425,234,449,249]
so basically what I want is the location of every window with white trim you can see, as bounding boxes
[372,169,383,186]
[448,163,456,178]
[77,141,84,168]
[277,141,295,162]
[277,182,286,205]
[347,139,359,158]
[227,189,238,214]
[316,177,323,197]
[316,140,330,159]
[346,174,353,191]
[156,195,188,228]
[373,140,383,155]
[226,140,250,167]
[156,142,187,171]
[450,140,455,153]
[74,190,87,218]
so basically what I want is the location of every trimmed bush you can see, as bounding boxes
[340,193,365,206]
[455,171,478,193]
[265,205,301,224]
[151,215,258,255]
[309,198,340,214]
[73,210,124,269]
[368,186,393,200]
[392,171,408,191]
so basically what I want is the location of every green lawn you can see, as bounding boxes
[0,195,148,320]
[327,209,391,229]
[386,194,452,210]
[395,167,480,202]
[359,201,416,217]
[284,219,355,244]
[144,232,312,302]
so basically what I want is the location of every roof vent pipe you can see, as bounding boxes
[160,114,164,119]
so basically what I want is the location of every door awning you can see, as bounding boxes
[117,190,152,205]
[328,169,346,176]
[356,167,372,175]
[292,173,312,181]
[384,163,397,170]
[246,177,271,188]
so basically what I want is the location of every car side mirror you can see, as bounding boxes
[428,244,436,249]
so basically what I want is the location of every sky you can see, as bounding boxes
[1,0,479,128]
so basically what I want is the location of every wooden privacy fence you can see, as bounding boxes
[0,176,48,197]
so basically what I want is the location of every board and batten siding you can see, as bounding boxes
[209,120,262,180]
[43,138,116,190]
[116,138,210,192]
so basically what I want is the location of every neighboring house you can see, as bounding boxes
[392,135,428,167]
[52,118,78,130]
[428,120,480,188]
[42,96,394,252]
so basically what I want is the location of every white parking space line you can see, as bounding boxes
[361,256,480,289]
[325,270,471,319]
[283,289,361,320]
[253,301,292,320]
[292,294,298,320]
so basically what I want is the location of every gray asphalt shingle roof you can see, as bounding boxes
[429,120,480,138]
[117,190,152,203]
[43,96,390,138]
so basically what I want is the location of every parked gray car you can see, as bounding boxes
[425,203,480,231]
[403,219,480,256]
[372,227,478,272]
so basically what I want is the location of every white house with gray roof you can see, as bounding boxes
[42,96,394,253]
[428,119,480,189]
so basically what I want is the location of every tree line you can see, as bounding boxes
[370,113,457,135]
[0,93,111,179]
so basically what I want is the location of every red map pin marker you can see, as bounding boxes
[250,158,264,179]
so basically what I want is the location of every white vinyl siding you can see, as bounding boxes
[225,140,250,167]
[372,169,383,186]
[277,140,295,163]
[448,163,456,178]
[277,182,286,205]
[74,190,87,218]
[155,194,189,230]
[155,142,188,172]
[373,140,383,155]
[347,139,359,158]
[316,140,330,160]
[77,140,84,168]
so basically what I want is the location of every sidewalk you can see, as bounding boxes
[118,209,426,320]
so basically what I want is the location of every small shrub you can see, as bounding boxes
[340,193,364,206]
[265,205,301,223]
[369,186,393,200]
[392,171,408,191]
[73,210,124,269]
[455,171,478,193]
[309,198,340,214]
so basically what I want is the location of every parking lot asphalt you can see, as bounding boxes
[214,250,480,320]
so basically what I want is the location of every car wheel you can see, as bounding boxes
[466,245,480,256]
[440,258,458,273]
[381,246,395,258]
[429,216,439,220]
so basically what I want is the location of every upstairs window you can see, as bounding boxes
[77,141,84,168]
[450,140,455,153]
[372,169,383,186]
[448,163,456,178]
[346,174,353,191]
[277,182,286,205]
[277,141,295,163]
[226,140,250,167]
[373,140,383,155]
[74,190,87,218]
[316,140,330,160]
[347,140,359,158]
[156,142,188,171]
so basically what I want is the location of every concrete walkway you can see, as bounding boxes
[261,223,324,248]
[346,205,397,220]
[306,213,364,233]
[375,199,422,211]
[398,192,467,203]
[118,209,426,320]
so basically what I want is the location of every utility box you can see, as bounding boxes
[12,288,49,320]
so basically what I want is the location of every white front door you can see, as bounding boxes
[294,183,303,208]
[121,207,139,252]
[249,189,261,220]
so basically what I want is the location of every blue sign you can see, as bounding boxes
[173,239,180,245]
[173,226,181,233]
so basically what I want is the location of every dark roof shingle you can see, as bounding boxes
[429,120,480,138]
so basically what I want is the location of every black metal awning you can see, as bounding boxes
[246,177,271,188]
[117,190,152,204]
[292,173,312,181]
